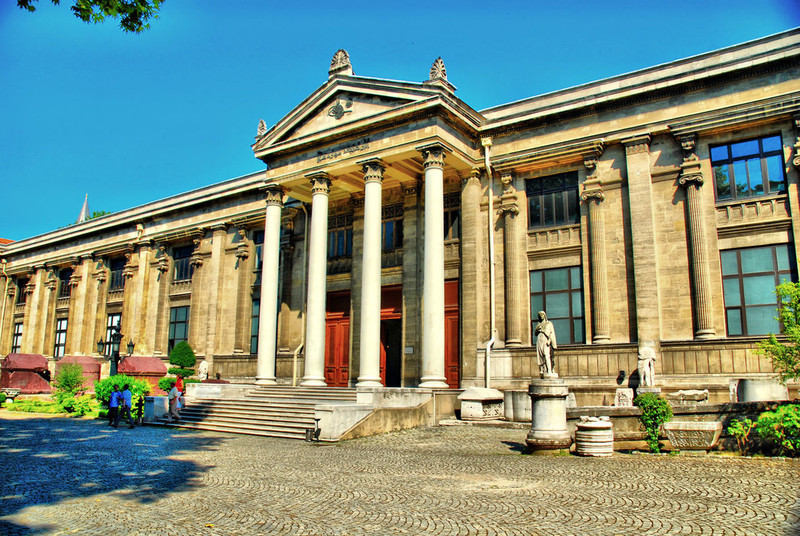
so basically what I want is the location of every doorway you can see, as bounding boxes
[324,291,350,387]
[381,319,402,387]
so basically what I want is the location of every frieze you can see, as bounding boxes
[316,138,370,163]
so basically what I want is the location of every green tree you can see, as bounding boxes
[757,281,800,383]
[17,0,163,33]
[634,393,673,453]
[168,341,196,378]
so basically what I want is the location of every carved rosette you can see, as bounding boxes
[309,174,331,195]
[264,186,284,207]
[362,160,385,184]
[420,146,446,169]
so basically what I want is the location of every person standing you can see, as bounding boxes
[115,383,135,429]
[167,381,181,422]
[108,385,121,426]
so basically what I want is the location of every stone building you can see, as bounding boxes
[2,30,799,404]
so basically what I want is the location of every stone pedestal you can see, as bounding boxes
[663,421,722,451]
[637,386,661,397]
[526,379,571,453]
[614,388,634,407]
[458,387,504,421]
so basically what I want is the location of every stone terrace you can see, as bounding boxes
[0,413,798,535]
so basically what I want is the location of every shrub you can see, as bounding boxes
[168,341,196,378]
[727,418,756,454]
[0,392,6,405]
[634,393,673,453]
[53,363,89,408]
[755,404,800,456]
[158,376,201,392]
[60,394,96,416]
[757,281,800,383]
[94,375,151,407]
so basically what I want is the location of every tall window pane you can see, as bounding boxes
[104,312,122,356]
[711,134,785,201]
[721,245,794,336]
[168,306,190,352]
[173,246,194,282]
[53,318,68,357]
[250,299,260,354]
[11,323,23,353]
[526,171,580,229]
[530,267,584,344]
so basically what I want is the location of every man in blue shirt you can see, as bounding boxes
[114,384,135,429]
[108,385,120,426]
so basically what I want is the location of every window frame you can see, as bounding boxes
[58,268,73,299]
[168,306,190,353]
[53,318,68,357]
[172,245,194,283]
[525,171,580,229]
[103,312,122,357]
[11,322,23,353]
[530,266,585,344]
[15,278,27,306]
[443,192,460,241]
[721,244,794,337]
[381,204,404,253]
[108,258,126,291]
[711,133,786,201]
[250,298,260,355]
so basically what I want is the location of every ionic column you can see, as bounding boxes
[419,145,449,388]
[302,173,331,387]
[677,134,715,339]
[498,172,521,347]
[581,152,610,343]
[357,159,384,387]
[256,186,285,384]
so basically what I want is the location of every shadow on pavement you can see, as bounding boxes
[0,414,226,535]
[501,440,529,454]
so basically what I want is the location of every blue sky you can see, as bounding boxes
[1,0,798,241]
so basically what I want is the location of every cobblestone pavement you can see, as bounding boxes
[0,414,798,536]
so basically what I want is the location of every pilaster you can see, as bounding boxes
[623,134,661,347]
[497,171,522,347]
[401,182,421,386]
[459,169,482,380]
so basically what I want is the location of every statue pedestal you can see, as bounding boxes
[637,386,661,397]
[526,378,571,454]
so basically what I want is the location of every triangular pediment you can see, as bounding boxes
[253,77,453,153]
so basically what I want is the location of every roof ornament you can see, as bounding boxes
[423,56,456,93]
[329,49,353,79]
[429,57,447,81]
[257,119,267,137]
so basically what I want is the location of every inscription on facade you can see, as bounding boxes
[317,138,370,163]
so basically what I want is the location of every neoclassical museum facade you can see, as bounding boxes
[2,30,800,404]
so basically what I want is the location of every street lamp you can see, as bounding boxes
[127,339,135,356]
[110,323,123,376]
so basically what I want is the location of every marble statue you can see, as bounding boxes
[197,360,209,381]
[637,347,656,387]
[535,311,557,377]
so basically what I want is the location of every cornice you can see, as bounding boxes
[717,219,792,240]
[669,94,800,137]
[492,138,604,172]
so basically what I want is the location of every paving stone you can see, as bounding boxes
[0,414,798,535]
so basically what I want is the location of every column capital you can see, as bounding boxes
[678,158,704,188]
[418,143,449,169]
[307,172,331,194]
[793,116,800,168]
[460,168,481,188]
[359,158,385,183]
[262,185,285,207]
[580,187,605,203]
[623,134,651,155]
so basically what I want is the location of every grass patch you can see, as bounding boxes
[4,398,101,418]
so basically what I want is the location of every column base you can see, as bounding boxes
[254,377,277,386]
[694,329,716,340]
[356,377,383,388]
[300,377,327,387]
[419,377,449,389]
[592,335,611,344]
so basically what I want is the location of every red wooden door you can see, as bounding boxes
[444,280,460,388]
[324,292,350,387]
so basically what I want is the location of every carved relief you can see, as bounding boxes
[328,49,353,77]
[189,237,204,268]
[403,183,419,198]
[327,97,353,120]
[155,245,170,274]
[235,229,249,261]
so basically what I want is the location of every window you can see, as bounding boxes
[108,258,126,291]
[58,268,73,298]
[173,246,194,282]
[11,323,22,353]
[530,267,584,344]
[250,299,260,354]
[53,318,68,357]
[328,218,353,260]
[526,171,579,228]
[711,134,785,201]
[15,278,27,306]
[253,230,265,271]
[103,313,122,356]
[721,244,794,336]
[444,193,460,241]
[382,204,404,252]
[168,306,189,352]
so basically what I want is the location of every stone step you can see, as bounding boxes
[157,414,315,432]
[177,409,316,423]
[152,420,308,439]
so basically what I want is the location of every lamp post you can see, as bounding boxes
[109,324,123,377]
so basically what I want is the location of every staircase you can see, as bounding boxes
[151,386,358,439]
